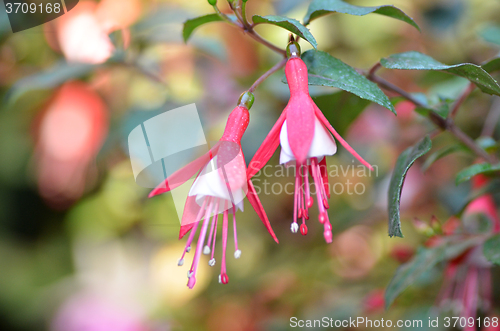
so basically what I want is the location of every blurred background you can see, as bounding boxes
[0,0,500,330]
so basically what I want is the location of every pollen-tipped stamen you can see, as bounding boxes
[187,197,214,289]
[204,200,219,255]
[304,165,312,208]
[209,206,219,264]
[220,207,229,284]
[292,170,300,232]
[179,199,207,265]
[311,157,333,243]
[232,204,240,258]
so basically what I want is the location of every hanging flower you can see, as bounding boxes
[35,81,108,208]
[432,174,500,328]
[149,92,277,289]
[247,42,373,243]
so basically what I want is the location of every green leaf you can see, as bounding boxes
[304,0,420,31]
[313,91,370,136]
[416,98,453,119]
[455,163,500,185]
[6,61,97,102]
[300,50,395,113]
[476,136,499,153]
[480,26,500,46]
[252,15,317,49]
[482,56,500,74]
[381,51,500,97]
[388,136,432,237]
[483,234,500,265]
[183,14,223,42]
[422,144,467,172]
[385,237,481,308]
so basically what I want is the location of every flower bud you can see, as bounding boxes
[238,91,255,110]
[207,0,217,6]
[286,41,301,59]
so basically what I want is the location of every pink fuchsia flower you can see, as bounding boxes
[35,81,108,208]
[464,174,500,232]
[247,43,373,243]
[149,93,278,289]
[55,1,114,64]
[436,247,493,331]
[433,174,500,328]
[47,0,140,64]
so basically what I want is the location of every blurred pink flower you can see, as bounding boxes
[35,81,108,207]
[56,1,113,64]
[434,174,499,329]
[52,293,149,331]
[50,0,140,64]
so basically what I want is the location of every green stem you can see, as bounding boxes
[240,1,250,28]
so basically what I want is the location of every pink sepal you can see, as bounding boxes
[247,111,286,178]
[314,105,374,171]
[149,143,221,198]
[246,179,279,243]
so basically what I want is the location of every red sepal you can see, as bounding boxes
[246,179,279,243]
[148,143,220,198]
[314,105,374,171]
[247,111,286,178]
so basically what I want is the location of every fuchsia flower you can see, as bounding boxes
[433,174,500,329]
[247,43,374,243]
[149,93,277,289]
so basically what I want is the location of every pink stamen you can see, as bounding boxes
[220,206,229,284]
[210,211,218,262]
[300,223,308,235]
[297,163,304,221]
[319,158,331,199]
[293,170,299,225]
[480,269,492,312]
[205,200,219,253]
[323,198,329,209]
[323,221,333,243]
[232,204,239,252]
[304,165,313,209]
[188,197,214,289]
[462,267,478,322]
[179,198,207,262]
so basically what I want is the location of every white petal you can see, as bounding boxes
[308,117,337,158]
[189,156,246,213]
[279,117,337,164]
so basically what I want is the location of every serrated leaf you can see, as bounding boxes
[422,144,467,172]
[385,237,480,308]
[455,163,500,185]
[313,91,370,136]
[381,51,500,97]
[304,0,420,31]
[252,15,317,49]
[483,234,500,265]
[299,50,395,113]
[183,14,224,42]
[6,61,97,102]
[482,57,500,74]
[480,26,500,46]
[388,136,432,237]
